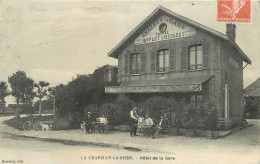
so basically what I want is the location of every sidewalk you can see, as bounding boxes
[0,116,259,154]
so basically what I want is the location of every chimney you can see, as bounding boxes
[226,23,236,42]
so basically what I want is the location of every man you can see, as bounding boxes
[130,106,139,137]
[143,114,154,135]
[152,115,167,139]
[85,112,94,133]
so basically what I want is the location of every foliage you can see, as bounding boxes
[8,71,35,118]
[35,81,50,115]
[53,65,119,127]
[0,81,9,103]
[169,98,185,128]
[244,96,260,119]
[204,109,218,130]
[183,103,200,130]
[99,103,119,125]
[114,96,135,124]
[144,97,171,124]
[34,99,54,112]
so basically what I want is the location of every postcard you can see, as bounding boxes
[0,0,259,164]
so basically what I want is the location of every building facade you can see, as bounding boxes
[105,6,251,129]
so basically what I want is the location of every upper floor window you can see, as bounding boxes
[130,53,141,74]
[157,49,169,72]
[189,45,202,70]
[105,69,112,82]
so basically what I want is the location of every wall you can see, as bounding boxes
[220,41,244,128]
[116,22,223,115]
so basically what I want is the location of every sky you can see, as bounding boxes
[0,0,259,104]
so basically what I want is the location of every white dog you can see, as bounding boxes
[81,121,86,134]
[40,122,52,131]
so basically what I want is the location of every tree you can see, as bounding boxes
[0,81,9,113]
[8,71,35,118]
[34,81,50,115]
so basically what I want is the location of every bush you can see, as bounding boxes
[115,96,135,125]
[144,97,171,124]
[204,109,218,130]
[84,104,100,119]
[169,98,185,128]
[99,103,119,125]
[53,115,72,130]
[183,103,200,130]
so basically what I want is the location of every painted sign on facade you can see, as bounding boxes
[105,85,201,93]
[135,15,196,45]
[229,57,238,68]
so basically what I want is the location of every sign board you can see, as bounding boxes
[135,15,196,45]
[229,57,238,68]
[105,85,201,93]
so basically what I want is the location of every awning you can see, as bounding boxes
[105,75,212,93]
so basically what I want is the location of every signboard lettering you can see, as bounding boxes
[135,15,196,45]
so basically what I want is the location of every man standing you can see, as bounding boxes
[152,115,167,139]
[130,106,139,137]
[85,112,94,133]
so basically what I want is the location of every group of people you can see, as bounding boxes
[82,106,168,139]
[130,107,167,139]
[82,112,107,133]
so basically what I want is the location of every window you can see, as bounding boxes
[130,53,141,74]
[105,69,112,82]
[190,94,202,107]
[189,45,202,70]
[157,49,169,72]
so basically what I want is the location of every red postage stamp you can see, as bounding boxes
[217,0,251,23]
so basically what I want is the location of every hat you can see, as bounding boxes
[87,112,92,114]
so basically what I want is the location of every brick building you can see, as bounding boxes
[105,6,251,129]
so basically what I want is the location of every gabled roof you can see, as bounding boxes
[244,77,260,96]
[108,6,251,64]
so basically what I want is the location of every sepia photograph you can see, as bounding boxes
[0,0,259,163]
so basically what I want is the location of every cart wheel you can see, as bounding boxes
[23,121,31,131]
[36,122,43,131]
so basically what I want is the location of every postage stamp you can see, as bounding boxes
[217,0,251,22]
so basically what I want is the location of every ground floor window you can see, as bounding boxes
[190,94,202,107]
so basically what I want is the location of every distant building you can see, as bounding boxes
[105,6,251,129]
[244,77,260,119]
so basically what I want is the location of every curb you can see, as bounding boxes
[218,123,253,138]
[0,131,120,149]
[1,131,171,153]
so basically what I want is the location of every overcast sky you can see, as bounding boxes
[0,0,259,104]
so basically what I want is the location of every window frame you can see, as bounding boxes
[188,45,203,70]
[105,69,112,82]
[157,49,170,72]
[130,53,141,74]
[190,94,203,107]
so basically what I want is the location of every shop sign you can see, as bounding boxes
[105,85,201,93]
[135,15,196,45]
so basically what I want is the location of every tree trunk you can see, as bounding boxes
[53,99,56,116]
[39,98,42,115]
[16,98,20,118]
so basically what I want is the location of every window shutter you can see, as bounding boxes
[169,48,175,70]
[124,53,129,75]
[150,51,156,72]
[203,42,210,69]
[141,52,146,73]
[181,47,187,70]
